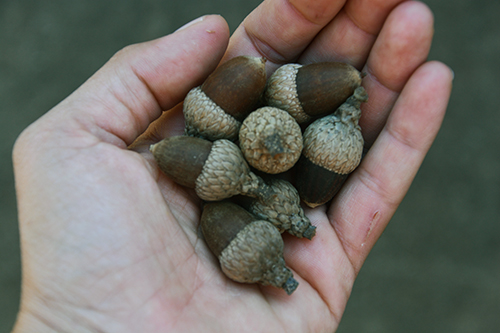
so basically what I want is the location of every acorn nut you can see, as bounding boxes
[265,62,363,123]
[239,107,303,174]
[201,201,299,295]
[183,56,267,141]
[150,136,274,202]
[296,87,368,208]
[238,178,316,239]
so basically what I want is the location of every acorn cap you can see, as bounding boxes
[195,139,275,202]
[239,107,303,174]
[201,201,299,295]
[265,62,363,123]
[302,87,367,175]
[219,220,298,294]
[245,178,316,239]
[264,64,306,122]
[184,87,242,141]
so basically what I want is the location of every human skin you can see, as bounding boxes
[12,0,453,332]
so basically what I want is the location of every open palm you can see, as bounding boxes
[13,1,452,332]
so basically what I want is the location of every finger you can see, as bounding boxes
[330,61,453,273]
[360,1,435,146]
[298,0,405,67]
[36,15,229,147]
[282,207,356,326]
[136,0,349,146]
[278,63,453,325]
[223,0,346,72]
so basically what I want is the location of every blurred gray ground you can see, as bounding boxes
[0,0,498,332]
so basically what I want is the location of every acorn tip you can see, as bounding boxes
[302,225,317,240]
[282,276,299,295]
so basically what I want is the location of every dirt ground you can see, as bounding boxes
[1,0,499,332]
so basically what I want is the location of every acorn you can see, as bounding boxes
[200,201,299,295]
[183,56,267,141]
[238,107,303,174]
[265,62,363,123]
[295,87,368,208]
[237,178,316,239]
[150,136,275,202]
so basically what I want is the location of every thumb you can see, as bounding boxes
[21,15,230,148]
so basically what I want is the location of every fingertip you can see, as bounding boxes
[401,0,435,24]
[384,60,453,152]
[60,14,231,147]
[411,60,454,123]
[418,60,455,84]
[208,14,231,36]
[367,0,435,92]
[174,14,230,40]
[406,61,454,101]
[130,14,230,108]
[388,1,435,33]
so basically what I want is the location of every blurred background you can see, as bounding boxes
[1,0,498,331]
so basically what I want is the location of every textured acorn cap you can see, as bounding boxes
[302,87,367,175]
[265,62,363,123]
[245,178,316,239]
[195,139,275,202]
[219,220,298,294]
[184,87,242,141]
[264,64,308,122]
[239,107,303,174]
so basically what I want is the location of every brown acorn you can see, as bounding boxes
[239,107,303,174]
[150,136,274,202]
[237,178,316,239]
[265,62,362,123]
[183,56,267,141]
[296,87,368,208]
[201,201,299,295]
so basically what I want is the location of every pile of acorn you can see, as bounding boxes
[150,56,368,295]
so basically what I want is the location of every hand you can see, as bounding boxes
[12,1,453,332]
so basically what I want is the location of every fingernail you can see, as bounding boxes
[175,16,206,32]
